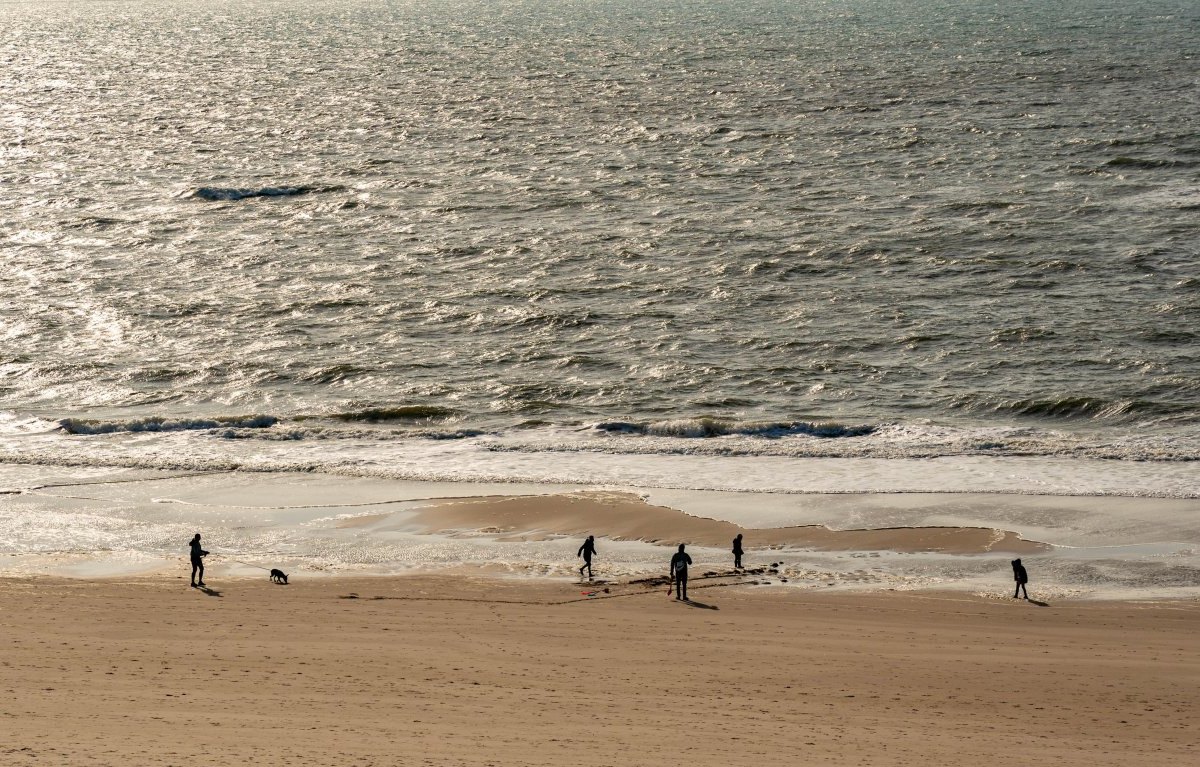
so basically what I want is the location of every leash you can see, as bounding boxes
[208,552,273,571]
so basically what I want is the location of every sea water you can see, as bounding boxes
[1,0,1197,592]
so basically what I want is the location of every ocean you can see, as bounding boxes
[1,0,1197,592]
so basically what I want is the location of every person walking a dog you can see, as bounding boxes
[577,535,597,580]
[189,533,209,588]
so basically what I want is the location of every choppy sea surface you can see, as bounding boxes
[2,0,1198,499]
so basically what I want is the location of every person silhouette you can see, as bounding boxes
[189,533,209,588]
[1011,558,1029,600]
[577,535,597,580]
[670,544,692,601]
[732,533,744,569]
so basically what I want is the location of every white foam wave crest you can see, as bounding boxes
[0,412,61,435]
[1,428,1198,499]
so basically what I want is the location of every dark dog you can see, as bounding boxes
[269,569,288,584]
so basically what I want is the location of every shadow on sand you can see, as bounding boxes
[680,599,719,610]
[195,585,222,598]
[1027,599,1050,607]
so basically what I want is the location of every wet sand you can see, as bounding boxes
[2,574,1195,766]
[393,490,1049,553]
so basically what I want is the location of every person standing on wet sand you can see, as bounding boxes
[1012,558,1029,600]
[732,533,744,569]
[577,535,597,580]
[189,533,209,588]
[670,543,692,601]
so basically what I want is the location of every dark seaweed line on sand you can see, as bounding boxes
[337,575,750,606]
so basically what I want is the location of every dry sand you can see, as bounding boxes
[2,574,1195,766]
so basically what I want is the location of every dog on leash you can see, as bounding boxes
[269,569,289,584]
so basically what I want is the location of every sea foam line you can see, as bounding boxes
[1,451,1197,500]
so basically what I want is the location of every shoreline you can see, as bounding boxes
[1,466,1198,600]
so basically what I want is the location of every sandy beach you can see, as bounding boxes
[3,469,1198,763]
[3,574,1196,766]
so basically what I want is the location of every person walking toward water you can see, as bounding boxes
[189,533,209,588]
[1011,558,1029,600]
[577,535,597,580]
[670,544,692,601]
[732,533,744,569]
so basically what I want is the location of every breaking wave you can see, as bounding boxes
[58,415,279,435]
[324,406,458,422]
[593,419,876,439]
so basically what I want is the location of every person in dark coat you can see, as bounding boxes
[577,535,597,580]
[189,533,209,588]
[1011,558,1029,599]
[670,544,693,601]
[732,533,744,569]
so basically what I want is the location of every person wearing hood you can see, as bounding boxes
[577,535,597,580]
[1011,558,1029,600]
